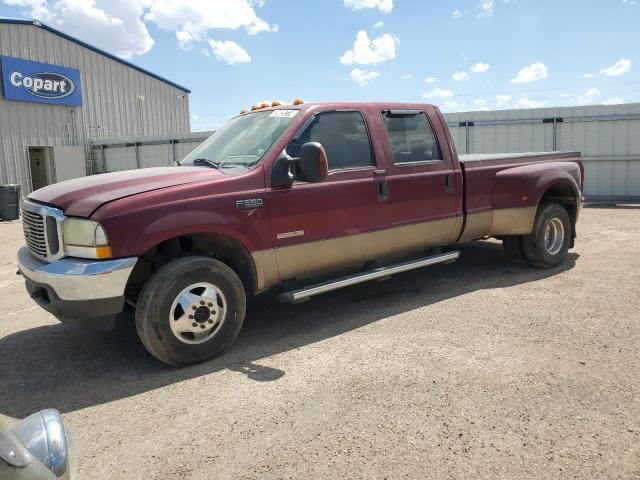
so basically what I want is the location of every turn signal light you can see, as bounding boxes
[96,246,112,259]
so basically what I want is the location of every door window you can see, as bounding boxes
[286,111,375,170]
[381,111,441,164]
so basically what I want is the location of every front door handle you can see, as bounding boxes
[378,181,389,201]
[444,174,454,193]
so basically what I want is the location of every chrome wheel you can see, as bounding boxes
[543,217,565,255]
[169,282,227,345]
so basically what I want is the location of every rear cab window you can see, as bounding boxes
[381,110,442,165]
[286,111,375,171]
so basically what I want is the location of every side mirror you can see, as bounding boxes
[271,142,328,188]
[297,142,328,183]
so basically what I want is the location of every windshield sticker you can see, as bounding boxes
[269,110,299,118]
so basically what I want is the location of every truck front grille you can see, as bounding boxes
[22,210,48,257]
[21,200,65,262]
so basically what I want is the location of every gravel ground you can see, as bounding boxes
[1,207,639,479]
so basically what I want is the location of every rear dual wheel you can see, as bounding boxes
[503,203,571,268]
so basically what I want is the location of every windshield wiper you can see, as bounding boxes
[191,158,223,169]
[191,155,258,169]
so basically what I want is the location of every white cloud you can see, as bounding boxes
[452,71,470,82]
[442,100,466,111]
[373,20,384,28]
[478,0,493,18]
[472,99,490,111]
[424,76,438,83]
[600,59,632,77]
[515,97,548,109]
[470,62,490,73]
[350,68,380,86]
[603,97,624,105]
[583,73,595,78]
[344,0,393,13]
[400,74,412,80]
[208,38,251,64]
[511,62,549,83]
[145,0,278,50]
[423,88,454,99]
[496,94,511,107]
[3,0,155,58]
[576,87,601,104]
[452,9,463,18]
[622,0,636,5]
[340,30,398,65]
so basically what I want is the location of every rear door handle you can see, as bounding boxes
[374,169,387,177]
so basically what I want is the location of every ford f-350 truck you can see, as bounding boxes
[18,102,584,366]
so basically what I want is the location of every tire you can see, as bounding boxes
[502,236,526,264]
[135,256,246,367]
[522,203,571,268]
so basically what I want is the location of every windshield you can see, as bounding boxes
[180,109,299,169]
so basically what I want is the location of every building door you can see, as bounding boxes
[53,146,86,183]
[28,147,55,191]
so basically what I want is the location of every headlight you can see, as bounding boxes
[62,218,111,259]
[11,409,75,479]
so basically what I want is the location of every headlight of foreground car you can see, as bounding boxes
[63,217,111,259]
[8,409,75,479]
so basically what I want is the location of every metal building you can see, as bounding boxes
[445,103,640,202]
[0,18,190,195]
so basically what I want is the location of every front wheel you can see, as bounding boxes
[522,203,572,268]
[135,256,246,366]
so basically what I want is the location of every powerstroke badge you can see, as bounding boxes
[276,230,305,239]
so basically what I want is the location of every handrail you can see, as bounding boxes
[88,124,134,144]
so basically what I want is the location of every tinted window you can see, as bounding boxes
[382,111,441,164]
[287,111,374,170]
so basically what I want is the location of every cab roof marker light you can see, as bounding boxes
[293,98,304,105]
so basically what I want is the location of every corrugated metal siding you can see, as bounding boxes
[446,103,640,200]
[91,131,211,173]
[0,22,190,194]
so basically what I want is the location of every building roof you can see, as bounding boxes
[0,17,190,93]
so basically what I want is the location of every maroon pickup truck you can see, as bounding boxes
[18,102,584,366]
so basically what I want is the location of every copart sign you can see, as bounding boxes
[0,55,82,106]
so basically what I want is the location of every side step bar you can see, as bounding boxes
[277,251,460,304]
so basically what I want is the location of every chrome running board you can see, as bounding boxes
[277,251,460,304]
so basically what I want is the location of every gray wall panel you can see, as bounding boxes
[446,103,640,200]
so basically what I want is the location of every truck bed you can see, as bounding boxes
[459,151,580,163]
[457,150,583,242]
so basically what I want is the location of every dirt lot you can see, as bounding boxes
[0,207,639,479]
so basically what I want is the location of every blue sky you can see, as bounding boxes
[1,0,639,131]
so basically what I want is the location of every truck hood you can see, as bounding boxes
[29,167,219,217]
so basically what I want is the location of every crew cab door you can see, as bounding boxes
[379,108,460,248]
[266,110,391,281]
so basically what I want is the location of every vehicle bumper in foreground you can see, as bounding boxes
[18,246,137,331]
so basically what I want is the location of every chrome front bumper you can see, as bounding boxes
[18,246,137,301]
